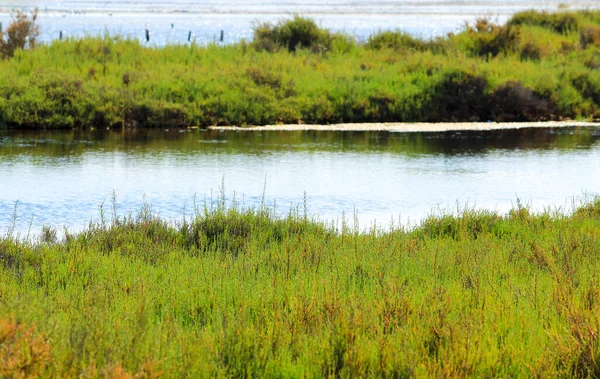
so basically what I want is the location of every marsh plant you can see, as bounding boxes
[2,197,600,376]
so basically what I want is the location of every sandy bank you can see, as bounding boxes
[208,121,600,133]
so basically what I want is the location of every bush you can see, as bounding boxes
[329,34,356,54]
[571,72,600,107]
[423,71,490,122]
[580,25,600,49]
[246,67,282,89]
[252,16,332,53]
[0,318,52,378]
[573,197,600,220]
[125,101,194,128]
[366,31,426,51]
[508,10,580,34]
[251,22,282,53]
[489,81,556,122]
[0,8,39,59]
[420,210,501,240]
[467,18,520,58]
[519,42,542,60]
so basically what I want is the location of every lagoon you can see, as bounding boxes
[1,126,600,236]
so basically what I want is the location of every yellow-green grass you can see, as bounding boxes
[2,197,600,377]
[0,10,599,129]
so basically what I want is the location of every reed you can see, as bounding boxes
[2,196,600,377]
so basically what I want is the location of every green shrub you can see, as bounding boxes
[329,33,357,54]
[422,70,490,122]
[508,10,580,34]
[252,16,332,53]
[420,210,501,240]
[366,31,427,51]
[580,25,600,49]
[571,72,600,107]
[573,197,600,219]
[489,81,556,122]
[126,101,195,128]
[246,67,282,89]
[464,18,520,58]
[251,22,282,53]
[519,42,542,60]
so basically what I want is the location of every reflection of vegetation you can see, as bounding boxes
[3,198,600,376]
[1,127,599,160]
[0,10,600,128]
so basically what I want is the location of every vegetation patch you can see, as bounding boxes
[0,8,39,59]
[0,9,600,128]
[366,30,431,52]
[252,16,334,53]
[508,10,581,34]
[489,81,556,122]
[2,197,600,376]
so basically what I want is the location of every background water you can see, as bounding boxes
[0,1,598,45]
[1,127,599,236]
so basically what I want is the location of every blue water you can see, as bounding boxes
[1,128,600,236]
[0,0,597,45]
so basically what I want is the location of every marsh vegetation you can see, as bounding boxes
[0,10,599,128]
[2,197,600,376]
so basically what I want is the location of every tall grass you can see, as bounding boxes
[2,196,600,376]
[0,9,599,128]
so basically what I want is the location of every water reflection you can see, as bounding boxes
[2,127,599,159]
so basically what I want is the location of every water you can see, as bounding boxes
[1,127,600,236]
[0,1,598,45]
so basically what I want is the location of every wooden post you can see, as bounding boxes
[220,30,224,42]
[59,31,63,40]
[188,31,192,42]
[145,24,150,42]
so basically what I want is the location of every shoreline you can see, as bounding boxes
[208,121,600,133]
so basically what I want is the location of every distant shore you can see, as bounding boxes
[1,10,600,129]
[209,121,600,132]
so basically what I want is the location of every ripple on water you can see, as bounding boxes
[1,127,600,235]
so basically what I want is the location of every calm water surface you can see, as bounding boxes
[1,127,600,235]
[0,0,598,45]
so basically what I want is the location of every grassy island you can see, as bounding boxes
[0,10,599,129]
[2,198,600,376]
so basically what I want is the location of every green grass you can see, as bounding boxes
[2,196,600,377]
[0,9,599,129]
